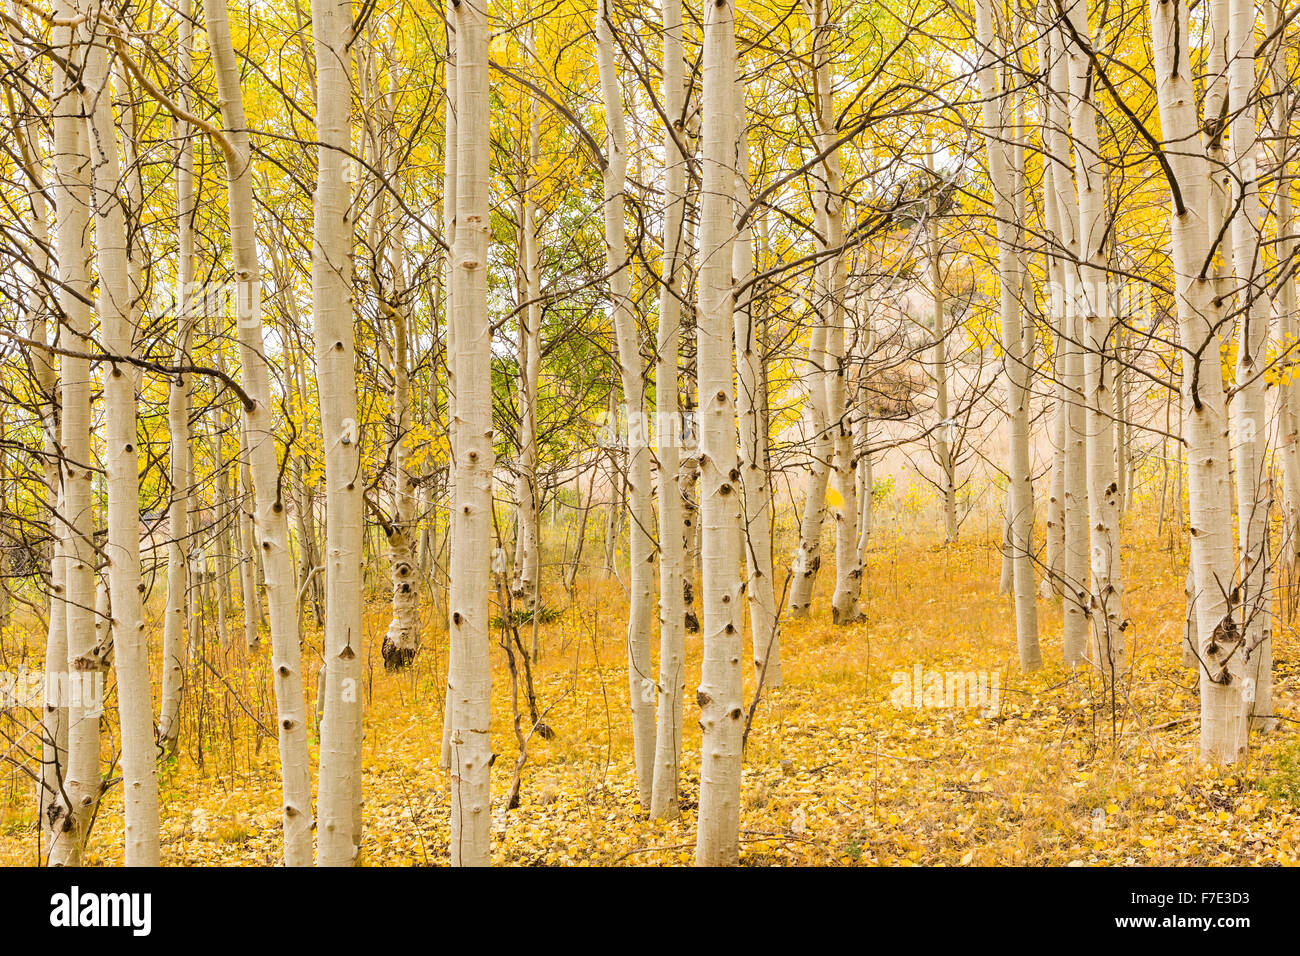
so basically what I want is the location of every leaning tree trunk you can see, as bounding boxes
[206,0,313,863]
[1149,0,1248,763]
[595,0,657,806]
[695,0,745,867]
[974,0,1040,670]
[85,18,160,865]
[311,0,365,865]
[650,0,690,820]
[447,0,493,866]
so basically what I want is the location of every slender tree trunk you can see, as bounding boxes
[1042,10,1090,662]
[695,0,745,866]
[1227,0,1273,733]
[788,317,831,617]
[48,3,99,866]
[595,0,657,805]
[84,20,160,864]
[13,40,67,852]
[447,0,493,865]
[1149,0,1248,763]
[206,0,313,863]
[1063,0,1124,677]
[805,0,862,625]
[511,109,543,615]
[734,107,781,686]
[159,31,193,738]
[650,0,689,820]
[311,0,365,865]
[975,0,1040,669]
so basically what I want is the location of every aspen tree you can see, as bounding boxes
[159,0,196,756]
[1265,0,1297,722]
[440,12,458,773]
[376,96,421,669]
[1041,10,1090,663]
[695,0,745,866]
[1226,0,1273,733]
[1062,0,1124,676]
[595,0,657,805]
[650,0,690,820]
[312,0,365,864]
[48,0,99,866]
[734,98,780,685]
[974,0,1039,669]
[9,17,67,848]
[447,0,494,866]
[84,10,159,864]
[1148,0,1248,762]
[805,0,861,625]
[205,0,313,862]
[511,109,542,614]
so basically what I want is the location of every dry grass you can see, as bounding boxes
[1,510,1297,865]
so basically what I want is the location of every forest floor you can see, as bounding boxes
[2,513,1299,865]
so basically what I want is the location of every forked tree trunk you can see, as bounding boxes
[1064,0,1124,678]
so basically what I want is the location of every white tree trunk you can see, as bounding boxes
[311,0,365,865]
[1149,0,1248,762]
[595,0,657,805]
[650,0,690,820]
[206,0,313,862]
[159,0,195,756]
[734,102,781,688]
[84,18,160,865]
[1227,0,1273,733]
[48,3,98,866]
[695,0,745,866]
[806,0,862,625]
[1063,0,1124,676]
[511,111,543,614]
[975,0,1040,669]
[447,0,493,865]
